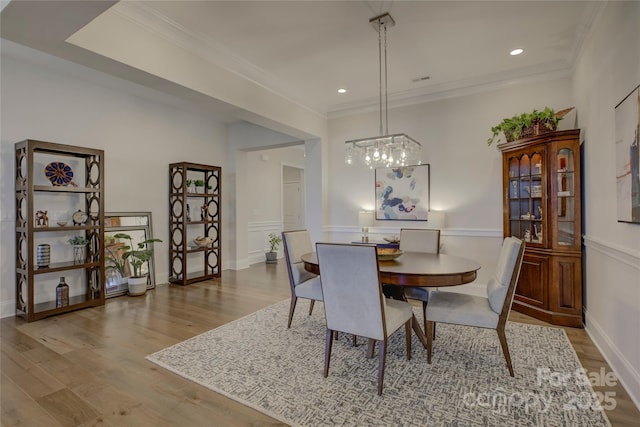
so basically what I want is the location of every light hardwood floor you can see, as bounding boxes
[2,262,638,426]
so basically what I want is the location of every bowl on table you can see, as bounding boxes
[376,248,403,261]
[383,236,400,244]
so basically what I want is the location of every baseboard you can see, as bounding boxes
[584,309,640,410]
[0,300,14,319]
[227,258,250,270]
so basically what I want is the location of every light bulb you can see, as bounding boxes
[373,149,380,160]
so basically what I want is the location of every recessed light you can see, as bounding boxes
[337,88,347,94]
[510,48,524,56]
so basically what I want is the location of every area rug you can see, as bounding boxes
[146,300,610,426]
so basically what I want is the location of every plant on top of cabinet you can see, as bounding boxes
[488,107,574,146]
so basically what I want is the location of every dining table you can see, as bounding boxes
[300,250,481,348]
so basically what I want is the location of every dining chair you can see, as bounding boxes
[282,230,323,328]
[425,237,525,376]
[398,228,441,332]
[316,243,413,395]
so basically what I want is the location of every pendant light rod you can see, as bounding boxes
[370,13,395,136]
[345,12,422,169]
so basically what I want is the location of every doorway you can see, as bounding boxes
[283,165,305,231]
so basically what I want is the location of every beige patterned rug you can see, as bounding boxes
[146,300,610,426]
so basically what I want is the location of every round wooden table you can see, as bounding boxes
[301,251,481,348]
[302,251,480,287]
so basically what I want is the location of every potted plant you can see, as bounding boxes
[194,179,205,193]
[186,179,195,193]
[105,244,128,291]
[68,235,89,263]
[487,107,574,146]
[113,233,162,296]
[266,232,282,264]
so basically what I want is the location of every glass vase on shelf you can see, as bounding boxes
[73,245,86,263]
[56,277,69,308]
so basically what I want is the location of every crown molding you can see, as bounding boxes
[112,2,595,121]
[327,63,573,119]
[113,2,328,117]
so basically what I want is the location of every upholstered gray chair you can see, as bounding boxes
[425,237,525,376]
[282,230,323,328]
[399,228,441,331]
[316,243,413,395]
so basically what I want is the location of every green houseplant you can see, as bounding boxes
[68,235,89,263]
[487,107,574,146]
[266,232,282,264]
[113,233,162,296]
[194,179,205,193]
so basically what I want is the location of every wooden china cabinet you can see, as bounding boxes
[498,129,583,327]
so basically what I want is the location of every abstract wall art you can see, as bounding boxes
[375,164,430,220]
[615,84,640,224]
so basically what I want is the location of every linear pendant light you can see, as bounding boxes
[345,12,422,169]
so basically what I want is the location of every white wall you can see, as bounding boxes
[572,1,640,407]
[328,77,575,285]
[0,42,229,317]
[246,146,305,264]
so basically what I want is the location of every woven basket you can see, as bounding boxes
[504,107,574,142]
[515,120,558,141]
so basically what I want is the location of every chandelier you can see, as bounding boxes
[345,12,422,169]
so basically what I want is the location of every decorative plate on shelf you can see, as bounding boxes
[44,162,76,186]
[376,248,403,261]
[72,210,88,225]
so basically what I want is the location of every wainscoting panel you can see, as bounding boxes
[583,234,640,409]
[248,221,283,265]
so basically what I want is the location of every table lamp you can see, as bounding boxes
[358,210,374,243]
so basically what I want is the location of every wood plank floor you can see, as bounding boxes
[2,262,638,426]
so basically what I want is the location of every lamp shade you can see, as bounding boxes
[358,210,374,228]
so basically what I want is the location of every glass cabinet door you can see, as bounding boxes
[507,149,545,244]
[555,147,576,247]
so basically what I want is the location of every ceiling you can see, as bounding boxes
[1,1,602,119]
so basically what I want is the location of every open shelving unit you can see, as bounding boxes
[15,139,105,322]
[169,162,221,285]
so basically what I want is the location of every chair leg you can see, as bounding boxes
[426,320,434,364]
[324,328,334,378]
[308,299,315,316]
[352,335,357,347]
[422,301,435,340]
[287,297,298,328]
[422,301,436,340]
[405,320,412,360]
[497,327,514,377]
[367,339,375,358]
[377,340,387,395]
